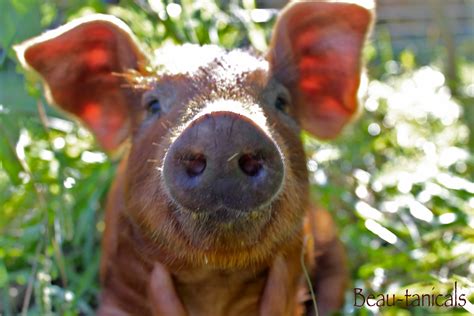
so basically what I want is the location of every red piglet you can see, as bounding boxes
[16,1,374,315]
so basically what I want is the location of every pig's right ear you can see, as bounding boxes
[268,1,374,139]
[14,14,147,152]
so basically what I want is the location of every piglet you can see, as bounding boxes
[15,1,373,315]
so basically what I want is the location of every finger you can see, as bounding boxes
[149,262,188,316]
[259,256,289,316]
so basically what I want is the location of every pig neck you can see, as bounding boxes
[124,214,275,316]
[125,210,304,316]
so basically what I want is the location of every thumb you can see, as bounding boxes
[149,262,188,316]
[259,256,289,316]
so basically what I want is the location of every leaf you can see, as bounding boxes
[0,260,8,288]
[0,116,22,185]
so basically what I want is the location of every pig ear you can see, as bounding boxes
[14,14,147,152]
[268,1,374,139]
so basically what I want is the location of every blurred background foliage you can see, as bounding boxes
[0,0,473,315]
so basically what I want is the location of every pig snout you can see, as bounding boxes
[163,111,284,215]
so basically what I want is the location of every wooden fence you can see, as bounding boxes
[375,0,473,57]
[257,0,474,61]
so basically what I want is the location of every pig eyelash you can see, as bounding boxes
[145,97,162,116]
[274,94,290,113]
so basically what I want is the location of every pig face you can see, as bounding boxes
[124,46,309,267]
[15,1,373,268]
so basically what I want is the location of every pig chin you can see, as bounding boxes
[169,194,279,250]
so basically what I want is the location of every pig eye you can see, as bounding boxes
[147,98,162,116]
[274,95,289,113]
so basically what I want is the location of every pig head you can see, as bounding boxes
[15,1,373,315]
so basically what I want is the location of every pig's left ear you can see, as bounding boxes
[268,1,374,139]
[15,14,147,152]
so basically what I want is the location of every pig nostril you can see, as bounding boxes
[181,154,207,177]
[238,153,263,177]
